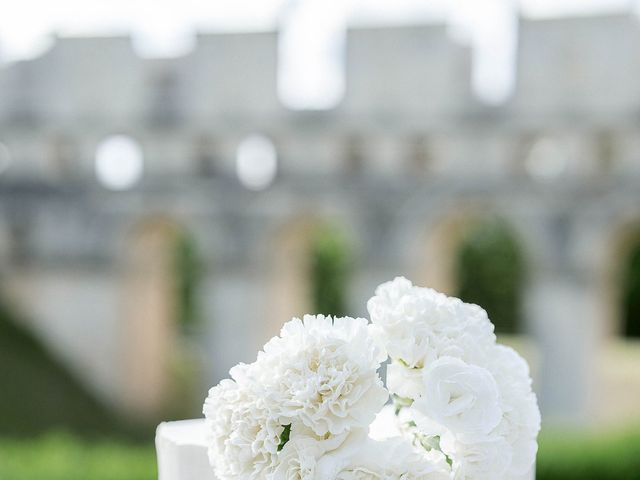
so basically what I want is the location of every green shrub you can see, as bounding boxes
[455,219,525,334]
[174,232,202,334]
[310,226,351,317]
[0,433,156,480]
[622,242,640,338]
[0,302,138,438]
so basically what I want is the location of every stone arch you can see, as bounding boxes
[602,219,640,339]
[119,216,201,418]
[415,207,483,295]
[265,214,352,344]
[415,206,527,334]
[589,216,640,424]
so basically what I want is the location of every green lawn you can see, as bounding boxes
[0,433,157,480]
[537,425,640,480]
[2,426,640,480]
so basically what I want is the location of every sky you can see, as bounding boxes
[0,0,636,108]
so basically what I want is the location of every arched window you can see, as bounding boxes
[236,134,277,190]
[621,241,640,338]
[523,136,568,181]
[194,135,216,177]
[0,142,12,175]
[95,135,144,190]
[51,134,76,177]
[407,134,430,174]
[345,134,365,174]
[595,130,616,174]
[268,219,352,343]
[455,219,526,334]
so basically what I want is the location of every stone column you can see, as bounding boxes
[524,215,599,424]
[120,220,179,419]
[201,268,267,386]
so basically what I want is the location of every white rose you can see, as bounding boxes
[316,433,450,480]
[414,357,503,437]
[441,434,512,480]
[507,435,538,477]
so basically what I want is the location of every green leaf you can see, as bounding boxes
[277,424,292,452]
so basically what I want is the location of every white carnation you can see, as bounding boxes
[247,315,388,437]
[368,277,495,371]
[203,379,283,480]
[269,423,349,480]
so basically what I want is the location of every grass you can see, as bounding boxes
[537,425,640,480]
[0,433,157,480]
[2,425,640,480]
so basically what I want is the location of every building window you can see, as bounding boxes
[95,135,144,190]
[407,135,430,174]
[51,135,76,177]
[345,134,365,174]
[236,134,277,191]
[194,135,216,177]
[523,136,567,181]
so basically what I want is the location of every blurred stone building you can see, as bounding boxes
[0,14,639,426]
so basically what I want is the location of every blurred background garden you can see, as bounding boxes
[1,0,640,478]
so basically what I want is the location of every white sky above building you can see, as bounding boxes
[0,0,636,107]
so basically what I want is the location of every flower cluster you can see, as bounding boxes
[203,278,540,480]
[368,277,541,480]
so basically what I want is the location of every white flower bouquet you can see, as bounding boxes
[203,277,540,480]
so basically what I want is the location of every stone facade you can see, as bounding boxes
[0,14,640,424]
